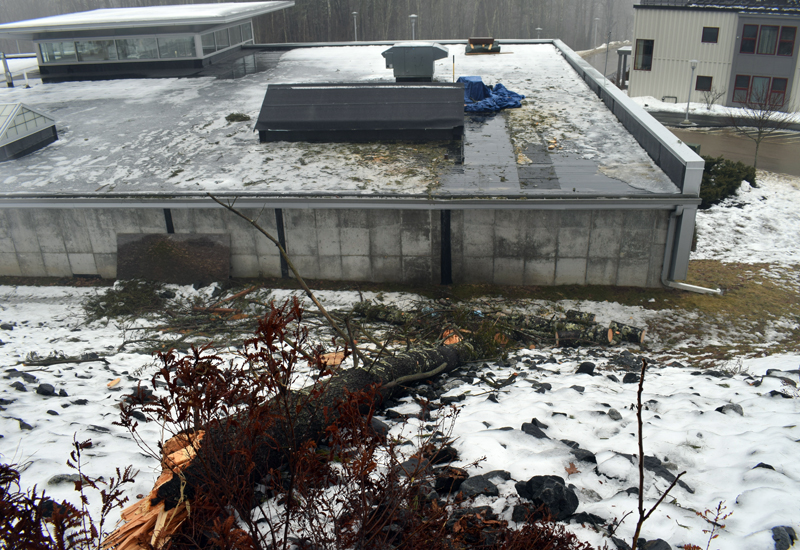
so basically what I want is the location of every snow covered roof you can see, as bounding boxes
[0,2,294,38]
[0,103,55,148]
[0,43,682,198]
[638,0,800,12]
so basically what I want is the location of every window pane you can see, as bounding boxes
[695,76,712,91]
[215,29,230,50]
[40,42,77,63]
[734,75,750,89]
[751,76,770,103]
[778,27,796,56]
[229,24,242,45]
[702,27,719,43]
[157,36,196,58]
[741,25,758,53]
[634,39,653,70]
[76,40,118,62]
[201,33,216,55]
[241,23,253,42]
[116,38,158,60]
[757,26,778,54]
[771,78,787,92]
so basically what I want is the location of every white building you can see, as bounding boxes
[629,0,800,110]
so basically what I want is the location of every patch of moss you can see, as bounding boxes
[225,113,251,123]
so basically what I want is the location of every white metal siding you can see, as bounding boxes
[629,9,737,104]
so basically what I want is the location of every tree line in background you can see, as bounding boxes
[1,0,634,55]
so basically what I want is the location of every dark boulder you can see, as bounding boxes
[514,475,578,521]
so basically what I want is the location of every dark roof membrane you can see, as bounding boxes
[640,0,800,11]
[255,82,465,143]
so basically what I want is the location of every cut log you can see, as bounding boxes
[609,321,647,344]
[555,327,613,347]
[565,310,597,324]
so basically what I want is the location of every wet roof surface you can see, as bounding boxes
[0,44,679,198]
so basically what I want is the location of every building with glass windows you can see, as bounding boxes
[628,0,799,111]
[0,2,294,82]
[0,103,57,162]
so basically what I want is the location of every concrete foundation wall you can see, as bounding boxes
[0,205,669,288]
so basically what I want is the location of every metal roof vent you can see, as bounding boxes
[381,42,448,82]
[0,103,57,162]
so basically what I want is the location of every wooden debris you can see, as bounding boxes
[107,378,121,388]
[321,351,347,367]
[609,321,647,344]
[442,329,462,345]
[565,310,596,324]
[104,432,203,550]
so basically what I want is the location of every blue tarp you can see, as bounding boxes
[457,76,525,113]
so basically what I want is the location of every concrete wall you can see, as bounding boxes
[451,209,669,287]
[0,205,669,288]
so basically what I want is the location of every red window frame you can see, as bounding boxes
[740,24,758,53]
[778,26,796,56]
[770,78,788,106]
[733,75,750,102]
[757,25,779,55]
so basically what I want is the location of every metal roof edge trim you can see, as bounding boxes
[552,39,704,194]
[0,196,702,210]
[0,2,294,37]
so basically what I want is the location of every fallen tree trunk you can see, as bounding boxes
[153,342,475,509]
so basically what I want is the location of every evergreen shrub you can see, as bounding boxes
[699,155,756,209]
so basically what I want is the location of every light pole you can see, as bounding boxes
[352,12,358,42]
[681,59,698,126]
[593,18,599,48]
[535,27,542,39]
[409,14,417,40]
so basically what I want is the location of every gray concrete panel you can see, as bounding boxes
[495,225,525,258]
[338,209,369,229]
[109,209,144,236]
[493,257,524,286]
[557,210,592,229]
[137,209,168,233]
[588,227,622,258]
[620,229,654,259]
[463,209,495,226]
[318,255,344,281]
[372,256,401,283]
[459,257,493,284]
[340,227,370,256]
[256,254,282,278]
[400,211,431,257]
[94,253,117,278]
[60,210,94,254]
[368,210,401,257]
[342,256,372,281]
[68,253,97,275]
[0,253,22,276]
[495,210,522,228]
[290,255,320,280]
[590,210,623,228]
[316,212,342,257]
[17,252,46,277]
[169,208,192,233]
[622,210,656,231]
[6,210,41,253]
[463,223,494,257]
[557,227,590,258]
[0,211,16,254]
[586,257,618,285]
[617,258,650,287]
[32,210,67,254]
[231,254,260,278]
[221,214,258,256]
[42,253,72,277]
[648,244,666,288]
[555,258,587,285]
[525,228,557,258]
[402,256,431,285]
[449,210,464,259]
[525,210,561,228]
[283,210,318,256]
[524,258,556,285]
[190,208,227,233]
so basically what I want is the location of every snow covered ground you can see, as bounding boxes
[629,95,800,125]
[1,171,799,549]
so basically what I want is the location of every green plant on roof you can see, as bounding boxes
[225,112,251,123]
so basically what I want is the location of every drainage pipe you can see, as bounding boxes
[661,206,723,295]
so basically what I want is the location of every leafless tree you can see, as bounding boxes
[728,86,795,170]
[702,86,726,111]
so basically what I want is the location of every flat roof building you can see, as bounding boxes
[0,2,294,81]
[0,41,704,290]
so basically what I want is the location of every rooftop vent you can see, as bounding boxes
[381,42,448,82]
[255,82,464,143]
[0,103,57,162]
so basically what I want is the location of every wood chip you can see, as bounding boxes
[107,377,121,388]
[321,351,346,366]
